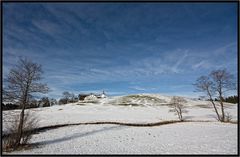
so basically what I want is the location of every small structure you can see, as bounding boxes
[84,94,98,101]
[78,91,107,101]
[78,94,90,101]
[96,91,107,98]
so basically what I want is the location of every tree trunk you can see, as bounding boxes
[15,84,29,147]
[207,90,221,121]
[218,81,225,122]
[179,107,183,121]
[219,95,225,122]
[176,110,181,121]
[15,106,25,147]
[177,112,180,121]
[210,99,221,121]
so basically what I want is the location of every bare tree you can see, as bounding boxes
[62,92,77,103]
[3,57,49,148]
[40,97,50,107]
[59,98,68,105]
[62,91,71,103]
[49,98,57,106]
[168,96,188,121]
[3,111,38,151]
[70,93,76,103]
[194,76,221,121]
[194,69,236,122]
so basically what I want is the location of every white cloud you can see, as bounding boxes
[130,86,146,91]
[160,92,200,99]
[129,86,157,91]
[171,51,189,73]
[213,42,237,56]
[192,60,212,70]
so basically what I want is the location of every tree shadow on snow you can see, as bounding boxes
[206,114,218,120]
[33,125,125,146]
[183,116,195,120]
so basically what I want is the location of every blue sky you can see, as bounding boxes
[3,3,238,99]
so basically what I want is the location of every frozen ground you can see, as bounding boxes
[2,94,238,154]
[6,122,237,154]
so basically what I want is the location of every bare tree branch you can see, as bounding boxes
[194,69,236,122]
[3,57,49,148]
[168,96,188,121]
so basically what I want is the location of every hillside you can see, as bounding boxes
[2,94,238,154]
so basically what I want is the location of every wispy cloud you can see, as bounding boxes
[161,91,201,98]
[130,86,146,91]
[192,60,210,70]
[129,86,157,91]
[213,42,237,56]
[171,50,189,73]
[32,19,61,37]
[3,3,237,99]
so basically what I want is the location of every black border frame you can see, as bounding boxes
[0,0,239,156]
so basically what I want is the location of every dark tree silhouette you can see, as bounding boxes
[168,96,188,121]
[194,69,236,122]
[3,57,49,148]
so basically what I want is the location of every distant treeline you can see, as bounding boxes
[2,91,79,110]
[214,95,238,104]
[2,97,57,110]
[2,103,20,110]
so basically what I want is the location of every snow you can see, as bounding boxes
[2,94,238,154]
[7,122,237,154]
[84,94,98,101]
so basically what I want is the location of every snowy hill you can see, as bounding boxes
[3,94,237,132]
[79,93,235,107]
[2,93,238,154]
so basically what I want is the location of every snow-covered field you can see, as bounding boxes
[2,94,238,154]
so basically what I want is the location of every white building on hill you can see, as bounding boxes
[99,91,106,98]
[79,91,107,101]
